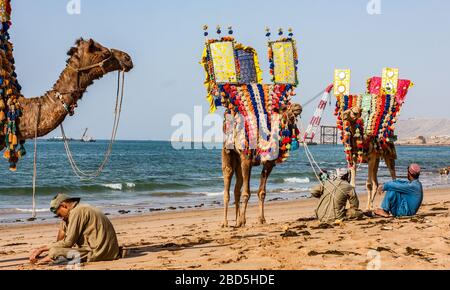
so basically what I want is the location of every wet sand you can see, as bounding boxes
[0,187,449,270]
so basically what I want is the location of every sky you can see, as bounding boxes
[9,0,450,140]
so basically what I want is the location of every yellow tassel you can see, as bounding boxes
[8,134,12,143]
[3,150,10,159]
[9,166,17,172]
[12,135,17,146]
[6,89,12,95]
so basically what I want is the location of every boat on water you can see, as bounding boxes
[47,128,96,142]
[81,128,96,143]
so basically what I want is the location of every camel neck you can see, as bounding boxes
[52,64,103,101]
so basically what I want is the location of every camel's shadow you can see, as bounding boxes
[122,239,231,259]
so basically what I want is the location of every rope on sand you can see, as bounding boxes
[32,102,42,219]
[297,116,361,215]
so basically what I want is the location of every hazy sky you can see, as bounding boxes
[10,0,450,140]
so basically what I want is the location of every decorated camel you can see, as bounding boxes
[0,1,133,171]
[201,26,302,227]
[333,69,413,210]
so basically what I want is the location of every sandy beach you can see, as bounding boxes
[0,187,449,270]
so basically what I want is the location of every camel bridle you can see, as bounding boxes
[54,48,123,116]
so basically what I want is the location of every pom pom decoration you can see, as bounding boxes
[0,0,26,171]
[200,26,301,164]
[333,68,413,168]
[265,27,271,38]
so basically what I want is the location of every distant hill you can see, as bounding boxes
[396,119,450,139]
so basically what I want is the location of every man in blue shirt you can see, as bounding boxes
[374,164,424,218]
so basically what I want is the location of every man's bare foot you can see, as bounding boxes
[373,209,391,218]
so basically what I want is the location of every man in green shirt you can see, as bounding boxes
[29,193,120,265]
[311,168,363,223]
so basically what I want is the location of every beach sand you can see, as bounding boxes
[0,188,449,270]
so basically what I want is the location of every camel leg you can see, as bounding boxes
[233,153,243,225]
[237,154,252,228]
[221,149,234,228]
[366,156,380,210]
[257,161,275,225]
[384,157,397,180]
[350,166,357,188]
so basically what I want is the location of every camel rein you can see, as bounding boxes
[29,70,124,218]
[60,69,126,181]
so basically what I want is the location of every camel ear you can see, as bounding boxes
[87,39,96,52]
[67,47,77,56]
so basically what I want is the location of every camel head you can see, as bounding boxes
[286,103,303,125]
[66,38,133,75]
[342,107,362,124]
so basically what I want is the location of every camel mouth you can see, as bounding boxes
[112,49,133,72]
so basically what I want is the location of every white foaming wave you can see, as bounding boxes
[272,187,311,194]
[102,183,123,190]
[284,177,311,184]
[126,183,136,188]
[203,191,224,197]
[14,208,48,213]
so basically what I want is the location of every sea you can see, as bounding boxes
[0,141,449,223]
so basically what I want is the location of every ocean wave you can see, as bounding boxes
[101,183,139,190]
[0,208,49,215]
[15,208,49,213]
[284,177,311,184]
[101,183,123,190]
[203,191,223,197]
[0,181,191,196]
[271,187,311,194]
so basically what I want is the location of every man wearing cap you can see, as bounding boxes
[311,168,363,223]
[29,193,120,265]
[374,164,424,218]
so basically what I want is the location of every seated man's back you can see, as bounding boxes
[51,203,120,262]
[382,179,423,217]
[311,174,361,223]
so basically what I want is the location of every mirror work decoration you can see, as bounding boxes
[333,68,414,168]
[200,26,300,163]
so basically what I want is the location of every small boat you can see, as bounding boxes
[81,128,96,143]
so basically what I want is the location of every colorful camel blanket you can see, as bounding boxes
[334,77,413,166]
[220,83,299,163]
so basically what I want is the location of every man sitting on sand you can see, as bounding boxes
[29,193,120,265]
[374,164,424,218]
[311,168,363,223]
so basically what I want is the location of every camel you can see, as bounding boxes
[333,72,414,211]
[221,103,302,228]
[200,31,302,227]
[11,38,133,141]
[340,107,397,211]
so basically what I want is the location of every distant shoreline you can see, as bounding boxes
[39,138,450,147]
[395,143,450,148]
